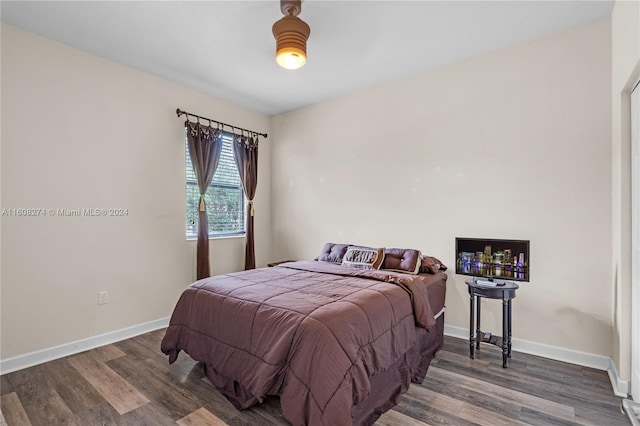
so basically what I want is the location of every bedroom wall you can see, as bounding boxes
[271,20,612,357]
[0,24,272,360]
[611,0,640,384]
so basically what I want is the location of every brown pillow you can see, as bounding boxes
[420,256,447,274]
[315,242,350,264]
[341,246,385,270]
[381,248,421,275]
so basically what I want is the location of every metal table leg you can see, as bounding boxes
[469,293,475,359]
[508,299,513,358]
[476,295,481,350]
[502,298,508,368]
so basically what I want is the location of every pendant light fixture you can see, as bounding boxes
[272,0,311,70]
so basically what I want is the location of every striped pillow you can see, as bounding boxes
[341,246,385,270]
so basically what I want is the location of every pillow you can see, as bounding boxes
[341,246,385,270]
[381,248,421,275]
[315,243,350,264]
[420,256,448,274]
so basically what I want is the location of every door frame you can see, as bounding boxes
[631,79,639,402]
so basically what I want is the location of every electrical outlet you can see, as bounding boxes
[98,291,108,305]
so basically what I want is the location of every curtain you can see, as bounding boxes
[186,121,223,279]
[233,133,259,270]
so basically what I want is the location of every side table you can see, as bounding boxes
[465,278,519,368]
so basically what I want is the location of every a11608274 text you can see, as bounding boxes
[1,208,129,217]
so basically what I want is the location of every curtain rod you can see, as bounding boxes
[176,108,268,138]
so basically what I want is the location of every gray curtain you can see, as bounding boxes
[233,133,259,270]
[186,121,223,279]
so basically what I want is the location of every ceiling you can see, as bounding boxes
[1,1,614,116]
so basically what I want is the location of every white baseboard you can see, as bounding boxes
[608,358,631,397]
[623,398,640,425]
[444,324,628,397]
[0,318,630,399]
[0,317,170,375]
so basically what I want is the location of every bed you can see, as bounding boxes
[161,255,447,426]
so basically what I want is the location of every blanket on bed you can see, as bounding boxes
[161,261,441,425]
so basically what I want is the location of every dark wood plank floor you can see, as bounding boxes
[0,330,629,425]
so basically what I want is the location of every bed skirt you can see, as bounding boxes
[352,313,445,426]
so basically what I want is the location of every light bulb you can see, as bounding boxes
[276,47,307,70]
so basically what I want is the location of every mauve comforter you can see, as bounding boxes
[161,261,445,426]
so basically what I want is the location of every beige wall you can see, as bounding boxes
[272,20,613,356]
[0,11,625,369]
[0,24,272,359]
[611,0,640,382]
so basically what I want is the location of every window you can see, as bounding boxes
[186,131,245,238]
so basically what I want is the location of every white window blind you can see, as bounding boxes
[186,132,245,238]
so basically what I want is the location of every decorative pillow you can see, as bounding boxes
[420,256,448,274]
[315,243,350,264]
[341,246,385,270]
[381,248,422,275]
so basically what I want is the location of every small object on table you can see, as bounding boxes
[267,260,296,267]
[465,278,519,368]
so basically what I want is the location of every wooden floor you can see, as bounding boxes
[0,330,629,425]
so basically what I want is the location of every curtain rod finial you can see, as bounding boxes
[176,108,183,117]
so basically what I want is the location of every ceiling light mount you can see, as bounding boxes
[272,0,310,70]
[280,0,301,16]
